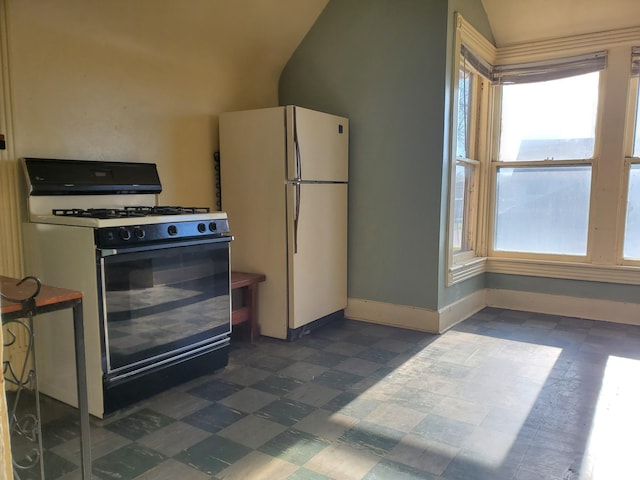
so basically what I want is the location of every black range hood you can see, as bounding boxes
[23,158,162,196]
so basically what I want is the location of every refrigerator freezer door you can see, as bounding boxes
[286,106,349,182]
[286,182,348,330]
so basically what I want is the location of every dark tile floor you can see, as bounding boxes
[10,307,640,479]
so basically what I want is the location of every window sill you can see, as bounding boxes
[449,256,640,286]
[486,257,640,285]
[448,257,487,285]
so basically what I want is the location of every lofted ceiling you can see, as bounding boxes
[481,0,640,47]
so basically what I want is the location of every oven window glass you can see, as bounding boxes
[101,242,230,372]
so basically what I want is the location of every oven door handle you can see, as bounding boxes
[97,235,233,257]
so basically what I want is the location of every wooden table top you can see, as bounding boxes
[1,275,83,319]
[231,271,266,289]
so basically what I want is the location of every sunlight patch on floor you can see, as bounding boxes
[585,355,640,479]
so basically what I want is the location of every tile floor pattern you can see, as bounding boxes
[12,307,640,479]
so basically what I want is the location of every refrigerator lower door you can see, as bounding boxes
[286,182,348,330]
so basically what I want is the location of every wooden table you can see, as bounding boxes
[1,275,91,479]
[231,272,266,343]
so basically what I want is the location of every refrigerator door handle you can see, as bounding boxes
[292,106,301,253]
[294,182,300,254]
[293,107,302,181]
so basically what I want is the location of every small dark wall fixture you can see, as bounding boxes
[214,151,221,211]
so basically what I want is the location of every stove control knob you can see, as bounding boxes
[134,228,145,239]
[197,223,206,233]
[209,222,217,232]
[168,225,178,236]
[119,228,132,241]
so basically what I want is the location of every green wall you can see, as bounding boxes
[279,0,640,315]
[280,0,494,312]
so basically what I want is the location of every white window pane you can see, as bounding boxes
[457,68,472,159]
[495,166,591,255]
[624,164,640,259]
[453,162,475,253]
[499,72,600,161]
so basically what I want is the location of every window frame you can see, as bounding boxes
[619,74,640,265]
[446,14,495,286]
[448,15,640,287]
[487,68,604,262]
[453,64,483,263]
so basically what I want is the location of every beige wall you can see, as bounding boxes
[0,0,327,471]
[0,0,328,282]
[6,0,327,209]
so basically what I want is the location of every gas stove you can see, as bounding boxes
[21,157,234,418]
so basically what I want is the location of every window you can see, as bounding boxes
[622,47,640,260]
[497,73,600,162]
[624,164,640,259]
[494,165,592,255]
[491,58,604,257]
[449,18,640,286]
[447,14,495,285]
[452,65,481,258]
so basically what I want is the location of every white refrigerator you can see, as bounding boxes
[219,105,348,340]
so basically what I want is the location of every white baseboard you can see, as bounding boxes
[486,288,640,326]
[346,288,640,334]
[345,298,440,333]
[438,289,487,332]
[345,290,486,334]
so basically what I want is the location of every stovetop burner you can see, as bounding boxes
[53,205,211,219]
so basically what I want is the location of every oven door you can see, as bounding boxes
[97,238,231,382]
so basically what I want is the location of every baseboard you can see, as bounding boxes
[486,288,640,326]
[345,291,485,334]
[346,287,640,335]
[438,289,487,332]
[345,298,440,333]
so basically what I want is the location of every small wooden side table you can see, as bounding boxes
[231,272,266,343]
[1,276,91,479]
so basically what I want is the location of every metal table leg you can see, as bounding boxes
[72,301,91,479]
